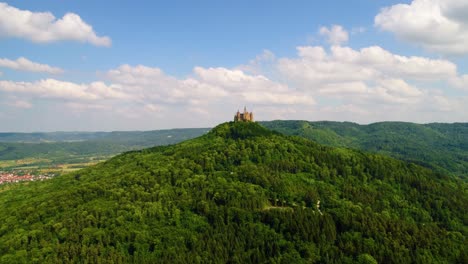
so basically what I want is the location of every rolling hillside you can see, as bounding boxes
[0,122,466,263]
[261,121,468,178]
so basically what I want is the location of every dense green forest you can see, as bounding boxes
[261,121,468,179]
[0,122,466,263]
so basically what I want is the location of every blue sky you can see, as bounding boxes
[0,0,467,131]
[3,1,410,76]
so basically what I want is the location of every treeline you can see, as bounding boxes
[0,122,466,263]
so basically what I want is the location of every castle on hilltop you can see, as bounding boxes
[234,107,254,122]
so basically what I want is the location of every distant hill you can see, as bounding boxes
[0,122,466,263]
[0,128,208,165]
[0,129,208,143]
[261,121,468,179]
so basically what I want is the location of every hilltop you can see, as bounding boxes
[0,122,466,263]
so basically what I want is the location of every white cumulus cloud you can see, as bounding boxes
[278,45,459,89]
[0,63,313,126]
[330,45,457,80]
[375,0,468,55]
[0,2,111,46]
[103,64,314,106]
[274,43,468,121]
[319,25,349,45]
[193,67,314,105]
[0,57,63,74]
[0,79,127,101]
[105,64,228,104]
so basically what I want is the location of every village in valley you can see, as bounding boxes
[0,170,54,185]
[0,154,110,186]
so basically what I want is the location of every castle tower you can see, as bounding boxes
[234,107,254,122]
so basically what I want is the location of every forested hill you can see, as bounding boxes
[0,122,466,263]
[261,120,468,179]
